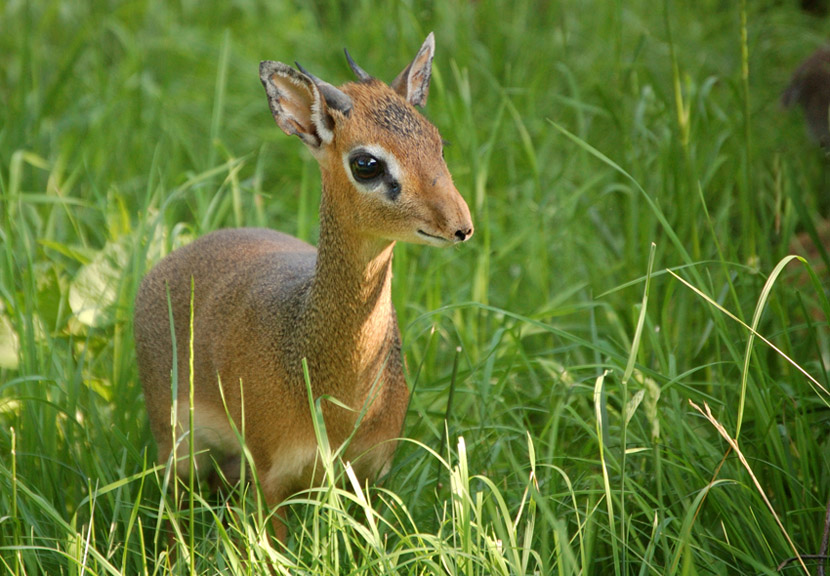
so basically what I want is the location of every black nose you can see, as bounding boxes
[455,227,473,242]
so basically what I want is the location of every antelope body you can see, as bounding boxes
[133,33,473,538]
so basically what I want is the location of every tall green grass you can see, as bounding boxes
[3,0,830,573]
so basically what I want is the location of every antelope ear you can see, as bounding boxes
[259,61,351,148]
[390,32,435,108]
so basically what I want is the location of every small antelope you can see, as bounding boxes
[782,47,830,147]
[134,32,473,540]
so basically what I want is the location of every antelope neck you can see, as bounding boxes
[297,189,397,399]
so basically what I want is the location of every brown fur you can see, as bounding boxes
[783,47,830,146]
[133,33,473,541]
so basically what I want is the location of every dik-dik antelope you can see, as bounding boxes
[782,47,830,147]
[134,33,473,539]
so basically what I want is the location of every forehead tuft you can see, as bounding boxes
[370,94,427,138]
[344,81,440,144]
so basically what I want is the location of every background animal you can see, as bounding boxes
[782,47,830,298]
[782,46,830,146]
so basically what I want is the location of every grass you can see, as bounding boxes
[3,0,830,573]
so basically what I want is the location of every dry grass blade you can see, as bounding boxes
[668,268,830,401]
[688,400,809,575]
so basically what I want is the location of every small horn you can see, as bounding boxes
[294,61,353,116]
[295,61,324,85]
[344,48,372,81]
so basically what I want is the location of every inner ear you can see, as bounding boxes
[390,32,435,108]
[259,61,340,148]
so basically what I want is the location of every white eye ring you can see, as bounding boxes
[342,144,403,199]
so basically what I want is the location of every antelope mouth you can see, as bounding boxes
[417,229,452,245]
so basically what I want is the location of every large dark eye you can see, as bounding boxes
[350,154,384,181]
